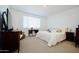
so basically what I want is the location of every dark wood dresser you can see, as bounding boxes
[1,31,21,53]
[75,28,79,47]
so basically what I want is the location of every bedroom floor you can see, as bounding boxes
[20,36,79,53]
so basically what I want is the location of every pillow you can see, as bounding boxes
[51,29,57,32]
[56,29,62,32]
[58,27,67,33]
[47,29,51,32]
[51,28,62,33]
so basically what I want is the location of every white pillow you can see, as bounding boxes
[47,27,53,32]
[51,28,66,33]
[51,30,57,32]
[59,27,67,33]
[47,29,51,32]
[51,28,58,32]
[56,29,62,32]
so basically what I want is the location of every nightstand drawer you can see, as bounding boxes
[66,32,74,41]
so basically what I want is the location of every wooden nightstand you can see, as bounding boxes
[66,32,74,41]
[75,28,79,47]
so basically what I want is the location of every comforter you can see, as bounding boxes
[36,31,66,47]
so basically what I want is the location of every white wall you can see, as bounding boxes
[0,5,8,13]
[46,7,79,32]
[9,8,22,30]
[1,6,79,33]
[9,8,46,31]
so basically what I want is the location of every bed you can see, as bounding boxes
[36,28,66,47]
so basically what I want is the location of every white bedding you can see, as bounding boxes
[36,31,66,47]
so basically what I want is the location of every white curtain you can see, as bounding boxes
[23,16,40,29]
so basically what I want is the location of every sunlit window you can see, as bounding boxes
[23,16,40,29]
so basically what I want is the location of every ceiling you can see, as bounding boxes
[10,5,79,17]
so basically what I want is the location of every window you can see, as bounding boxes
[23,16,40,29]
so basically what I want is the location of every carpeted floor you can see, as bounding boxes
[20,36,79,53]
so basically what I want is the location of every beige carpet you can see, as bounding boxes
[20,36,79,53]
